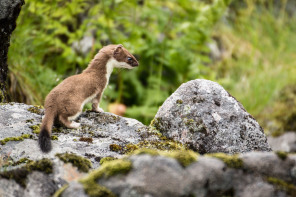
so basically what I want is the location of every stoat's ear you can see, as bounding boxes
[113,44,123,55]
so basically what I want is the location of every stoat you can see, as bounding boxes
[38,44,139,153]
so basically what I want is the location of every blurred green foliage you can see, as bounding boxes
[7,0,296,130]
[211,0,296,133]
[8,0,231,124]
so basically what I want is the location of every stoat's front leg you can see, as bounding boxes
[92,92,104,112]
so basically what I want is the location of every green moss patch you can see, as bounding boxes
[52,127,63,133]
[53,184,69,197]
[99,157,117,165]
[80,182,115,197]
[12,157,33,166]
[0,158,53,187]
[267,177,296,196]
[176,99,183,104]
[79,159,131,197]
[79,137,93,143]
[206,153,243,169]
[25,119,34,124]
[56,153,92,173]
[150,118,164,132]
[275,151,288,160]
[132,148,198,167]
[123,130,185,154]
[135,139,185,152]
[27,105,43,115]
[0,134,33,145]
[51,135,59,140]
[29,124,40,134]
[163,150,198,167]
[109,144,122,152]
[132,148,160,156]
[109,135,185,155]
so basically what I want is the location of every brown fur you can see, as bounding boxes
[38,44,138,153]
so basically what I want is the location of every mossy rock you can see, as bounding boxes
[275,151,288,160]
[163,150,198,167]
[51,135,59,140]
[132,148,198,167]
[12,157,32,166]
[206,153,243,169]
[0,134,34,145]
[122,129,186,154]
[176,99,183,104]
[53,184,69,197]
[99,157,117,165]
[29,124,40,134]
[27,105,44,115]
[79,137,93,143]
[79,159,132,197]
[132,148,159,156]
[150,117,166,133]
[79,182,114,197]
[0,158,53,187]
[25,119,34,124]
[267,177,296,196]
[56,153,92,173]
[109,144,122,152]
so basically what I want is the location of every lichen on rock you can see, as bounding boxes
[0,134,33,145]
[79,159,132,197]
[29,124,40,134]
[267,177,296,196]
[27,105,44,115]
[206,152,243,169]
[99,157,116,165]
[132,148,198,167]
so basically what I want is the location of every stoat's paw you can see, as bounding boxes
[70,122,80,128]
[94,107,104,113]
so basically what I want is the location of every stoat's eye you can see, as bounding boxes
[127,57,133,61]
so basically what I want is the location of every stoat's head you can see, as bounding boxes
[102,44,139,69]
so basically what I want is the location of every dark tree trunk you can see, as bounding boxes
[0,0,25,102]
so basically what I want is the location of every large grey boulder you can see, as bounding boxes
[152,79,271,154]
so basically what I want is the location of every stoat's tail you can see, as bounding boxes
[38,110,55,153]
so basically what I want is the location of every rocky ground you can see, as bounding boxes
[0,79,295,197]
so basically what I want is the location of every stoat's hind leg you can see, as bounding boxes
[59,115,81,129]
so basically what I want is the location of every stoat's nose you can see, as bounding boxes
[132,61,139,67]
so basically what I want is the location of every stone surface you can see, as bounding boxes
[152,79,271,154]
[99,155,186,197]
[61,182,88,197]
[241,152,295,182]
[0,0,25,102]
[0,103,148,169]
[24,171,58,197]
[60,152,296,197]
[0,179,24,197]
[268,132,296,152]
